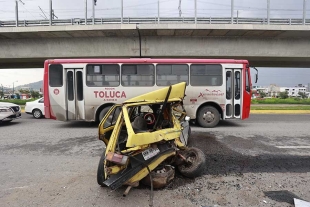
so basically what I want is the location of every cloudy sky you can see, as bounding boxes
[0,0,309,20]
[0,69,43,87]
[0,0,310,87]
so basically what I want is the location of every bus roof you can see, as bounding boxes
[45,58,249,65]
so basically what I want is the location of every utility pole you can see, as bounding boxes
[121,0,123,24]
[195,0,197,24]
[231,0,234,24]
[49,0,52,26]
[85,0,87,25]
[92,0,96,24]
[178,0,182,17]
[15,0,24,27]
[303,0,307,25]
[1,84,3,99]
[267,0,270,25]
[158,0,160,24]
[13,81,18,96]
[15,0,18,27]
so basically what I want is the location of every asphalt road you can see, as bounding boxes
[0,114,310,207]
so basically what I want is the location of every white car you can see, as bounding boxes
[0,106,17,123]
[25,98,45,119]
[0,102,21,121]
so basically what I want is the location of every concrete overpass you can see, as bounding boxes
[1,24,310,68]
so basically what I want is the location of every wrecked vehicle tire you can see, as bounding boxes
[186,126,192,145]
[97,150,107,187]
[141,165,175,189]
[177,147,206,178]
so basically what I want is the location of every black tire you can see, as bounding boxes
[32,109,42,119]
[97,149,107,187]
[177,147,206,178]
[197,106,220,128]
[186,126,192,146]
[188,126,191,138]
[98,107,111,122]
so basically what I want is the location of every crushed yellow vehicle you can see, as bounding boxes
[97,82,206,195]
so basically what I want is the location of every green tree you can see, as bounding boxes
[30,90,40,99]
[298,92,308,99]
[279,91,289,99]
[15,93,20,99]
[19,89,30,94]
[259,91,267,98]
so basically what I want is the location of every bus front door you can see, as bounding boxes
[66,69,85,120]
[225,69,242,119]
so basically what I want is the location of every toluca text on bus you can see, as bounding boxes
[43,58,253,128]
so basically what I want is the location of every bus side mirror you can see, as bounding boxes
[253,67,258,84]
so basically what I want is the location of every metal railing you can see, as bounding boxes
[0,17,309,27]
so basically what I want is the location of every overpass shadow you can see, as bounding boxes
[55,121,99,128]
[189,132,310,175]
[0,121,21,127]
[217,120,243,127]
[190,120,243,128]
[166,132,310,191]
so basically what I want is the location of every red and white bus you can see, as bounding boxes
[44,58,252,128]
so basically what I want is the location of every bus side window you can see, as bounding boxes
[121,64,155,87]
[49,64,63,87]
[156,64,189,86]
[190,64,222,86]
[86,64,120,87]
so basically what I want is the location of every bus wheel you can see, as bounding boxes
[197,106,220,128]
[98,107,111,122]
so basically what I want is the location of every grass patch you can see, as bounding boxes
[251,98,310,105]
[0,99,35,105]
[251,105,310,110]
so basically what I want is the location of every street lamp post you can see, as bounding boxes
[13,81,18,97]
[85,0,87,25]
[1,84,3,99]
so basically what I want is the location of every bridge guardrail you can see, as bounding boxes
[0,17,309,27]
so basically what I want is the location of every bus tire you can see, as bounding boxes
[98,107,111,122]
[197,106,220,128]
[97,149,107,187]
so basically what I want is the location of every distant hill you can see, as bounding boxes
[16,80,43,91]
